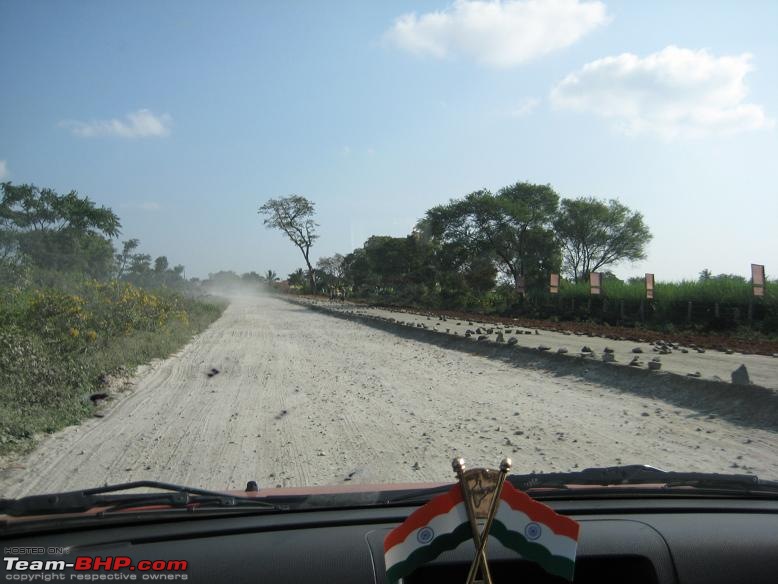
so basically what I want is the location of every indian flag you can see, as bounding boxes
[490,482,580,581]
[384,482,580,583]
[384,485,471,583]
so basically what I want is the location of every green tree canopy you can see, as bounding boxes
[287,268,306,287]
[422,182,561,293]
[554,197,652,283]
[0,182,121,278]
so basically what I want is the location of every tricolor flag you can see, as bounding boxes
[490,482,580,581]
[384,482,580,583]
[384,485,471,583]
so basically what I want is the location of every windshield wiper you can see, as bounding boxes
[0,480,289,517]
[383,465,778,505]
[509,464,775,491]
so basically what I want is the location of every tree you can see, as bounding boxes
[115,239,140,279]
[423,182,560,293]
[554,197,652,283]
[241,271,264,284]
[699,268,712,282]
[259,195,318,291]
[128,253,152,275]
[265,269,279,283]
[316,254,346,287]
[288,268,306,287]
[0,182,121,278]
[154,256,169,273]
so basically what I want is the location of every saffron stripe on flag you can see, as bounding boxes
[385,521,473,583]
[384,485,464,551]
[500,482,580,540]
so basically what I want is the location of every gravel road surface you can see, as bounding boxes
[1,293,776,497]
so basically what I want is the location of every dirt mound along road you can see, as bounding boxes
[299,298,778,394]
[1,294,776,498]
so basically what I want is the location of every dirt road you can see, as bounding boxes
[1,294,776,497]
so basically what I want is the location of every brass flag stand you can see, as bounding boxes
[452,457,512,584]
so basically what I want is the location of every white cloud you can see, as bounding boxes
[385,0,609,68]
[550,46,774,139]
[0,160,7,179]
[59,109,172,138]
[508,97,540,117]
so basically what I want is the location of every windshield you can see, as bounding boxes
[1,1,776,505]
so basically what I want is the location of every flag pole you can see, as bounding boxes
[464,458,512,584]
[453,458,494,584]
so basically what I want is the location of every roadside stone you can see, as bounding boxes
[648,361,662,371]
[687,371,702,378]
[602,353,615,363]
[496,332,505,343]
[632,347,643,353]
[603,347,614,354]
[538,345,551,352]
[581,346,593,353]
[731,364,751,386]
[557,347,568,354]
[696,348,706,354]
[477,335,488,341]
[507,337,518,345]
[524,331,533,335]
[681,348,689,354]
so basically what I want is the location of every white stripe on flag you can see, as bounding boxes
[493,503,577,560]
[384,501,470,569]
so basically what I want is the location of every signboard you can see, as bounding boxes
[589,272,602,295]
[645,273,655,300]
[752,264,765,297]
[549,273,559,294]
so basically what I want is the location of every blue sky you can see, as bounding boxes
[1,0,777,281]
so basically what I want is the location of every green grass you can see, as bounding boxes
[542,277,778,335]
[0,286,226,455]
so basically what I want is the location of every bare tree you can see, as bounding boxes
[258,195,318,291]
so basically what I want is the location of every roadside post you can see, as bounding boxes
[751,264,765,326]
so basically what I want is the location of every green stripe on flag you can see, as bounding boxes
[490,520,577,581]
[386,521,472,584]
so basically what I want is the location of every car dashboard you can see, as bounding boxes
[3,497,778,583]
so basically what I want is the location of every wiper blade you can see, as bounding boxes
[0,480,288,517]
[383,465,778,505]
[508,465,778,493]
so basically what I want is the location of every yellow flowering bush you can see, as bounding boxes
[15,280,190,352]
